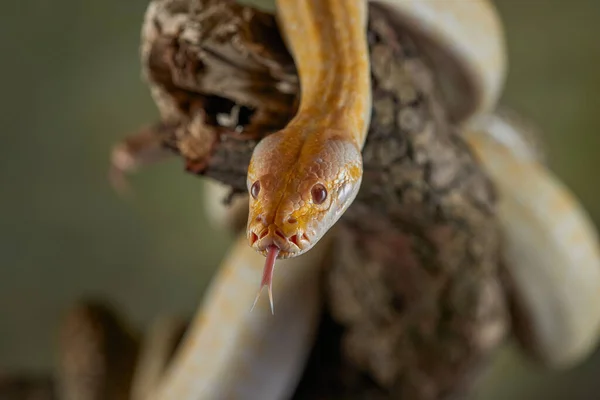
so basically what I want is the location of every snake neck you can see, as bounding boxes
[276,0,372,147]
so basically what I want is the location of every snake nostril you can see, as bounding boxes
[287,217,297,224]
[259,230,269,239]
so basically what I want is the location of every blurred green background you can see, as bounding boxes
[0,0,598,399]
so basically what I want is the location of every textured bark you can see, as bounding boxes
[112,0,509,398]
[0,373,55,400]
[55,300,140,400]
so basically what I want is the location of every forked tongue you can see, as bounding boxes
[251,245,280,314]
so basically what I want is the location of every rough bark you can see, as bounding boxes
[0,373,56,400]
[111,0,508,398]
[55,300,140,400]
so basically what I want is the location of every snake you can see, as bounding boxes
[245,0,371,311]
[122,0,600,399]
[245,0,506,311]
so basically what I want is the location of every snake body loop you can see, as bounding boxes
[465,116,600,368]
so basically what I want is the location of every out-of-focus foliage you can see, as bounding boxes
[0,0,598,399]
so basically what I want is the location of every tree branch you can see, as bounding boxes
[112,0,509,398]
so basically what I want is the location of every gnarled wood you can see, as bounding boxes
[56,300,139,400]
[112,0,508,398]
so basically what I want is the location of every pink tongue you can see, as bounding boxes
[251,245,280,314]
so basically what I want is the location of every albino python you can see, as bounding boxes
[109,0,600,399]
[245,0,506,311]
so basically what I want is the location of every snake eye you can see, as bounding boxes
[250,181,261,199]
[311,183,327,204]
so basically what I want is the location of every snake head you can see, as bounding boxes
[246,129,363,260]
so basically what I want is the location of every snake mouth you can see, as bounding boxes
[248,228,310,256]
